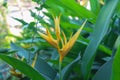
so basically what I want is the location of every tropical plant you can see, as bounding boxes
[0,0,120,80]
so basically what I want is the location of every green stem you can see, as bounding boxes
[59,58,62,80]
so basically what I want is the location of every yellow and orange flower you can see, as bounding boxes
[38,15,86,62]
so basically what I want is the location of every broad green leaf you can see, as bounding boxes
[45,0,96,23]
[111,45,120,80]
[0,54,45,80]
[61,54,81,80]
[34,56,57,80]
[93,59,113,80]
[81,0,119,80]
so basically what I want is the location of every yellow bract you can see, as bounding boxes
[38,15,86,62]
[38,28,58,48]
[54,16,61,41]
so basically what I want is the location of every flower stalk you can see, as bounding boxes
[59,57,62,80]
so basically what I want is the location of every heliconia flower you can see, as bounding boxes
[38,15,87,62]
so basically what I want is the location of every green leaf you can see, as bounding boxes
[0,48,9,53]
[90,0,100,15]
[93,59,113,80]
[116,1,120,17]
[98,45,112,55]
[61,54,81,80]
[12,17,28,25]
[111,45,120,80]
[76,39,112,55]
[0,54,45,80]
[114,36,120,49]
[45,0,96,23]
[34,56,57,80]
[81,0,119,80]
[19,38,45,43]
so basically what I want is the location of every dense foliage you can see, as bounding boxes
[0,0,120,80]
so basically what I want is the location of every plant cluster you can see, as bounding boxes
[0,0,120,80]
